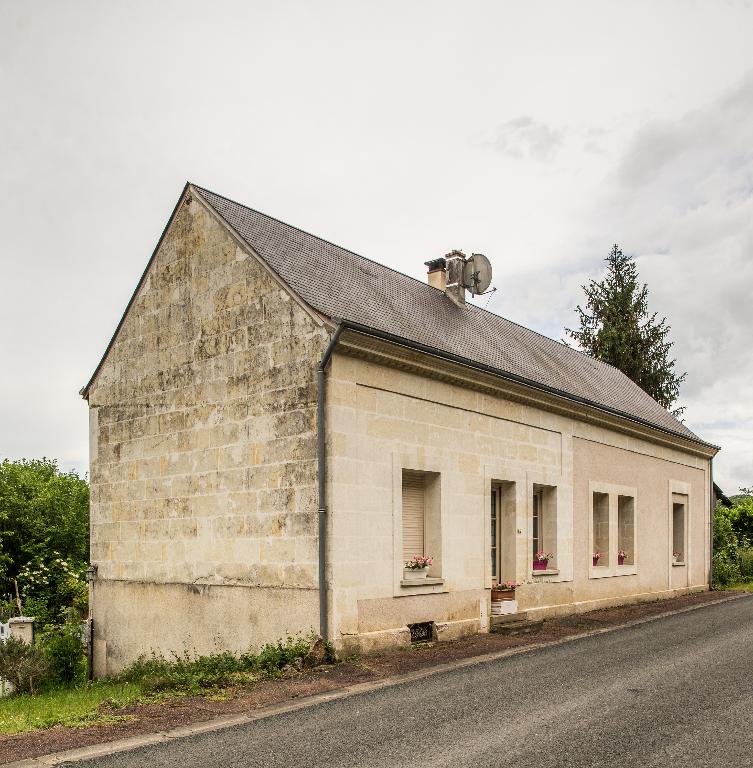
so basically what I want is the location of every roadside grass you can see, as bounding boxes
[0,634,321,736]
[722,580,753,591]
[0,681,142,735]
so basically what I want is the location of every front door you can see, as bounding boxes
[491,482,516,584]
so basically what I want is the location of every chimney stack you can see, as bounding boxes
[424,258,447,291]
[444,250,466,305]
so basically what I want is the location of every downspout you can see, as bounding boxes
[709,458,715,590]
[317,322,344,641]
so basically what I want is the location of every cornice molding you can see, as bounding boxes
[336,329,717,461]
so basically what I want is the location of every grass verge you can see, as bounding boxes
[722,581,753,591]
[0,634,322,736]
[0,681,142,735]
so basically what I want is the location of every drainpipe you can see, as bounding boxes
[317,322,344,641]
[709,458,715,590]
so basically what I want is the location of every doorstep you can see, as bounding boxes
[489,611,544,636]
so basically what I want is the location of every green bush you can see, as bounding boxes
[41,624,87,686]
[714,505,739,559]
[738,548,753,581]
[253,635,311,676]
[0,636,51,695]
[118,634,316,694]
[712,551,740,588]
[0,459,89,625]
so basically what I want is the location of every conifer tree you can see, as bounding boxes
[566,244,686,418]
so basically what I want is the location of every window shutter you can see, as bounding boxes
[402,472,425,561]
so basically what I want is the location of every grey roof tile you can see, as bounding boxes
[194,185,701,443]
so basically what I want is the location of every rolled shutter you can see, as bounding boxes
[402,471,425,561]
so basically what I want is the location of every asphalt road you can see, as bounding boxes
[79,598,753,768]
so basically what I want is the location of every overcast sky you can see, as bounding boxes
[1,0,752,492]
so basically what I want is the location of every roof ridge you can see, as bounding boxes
[191,183,445,294]
[192,183,633,385]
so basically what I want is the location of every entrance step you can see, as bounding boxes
[490,612,544,636]
[490,611,530,624]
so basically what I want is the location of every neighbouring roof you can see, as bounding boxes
[193,185,705,446]
[714,483,733,508]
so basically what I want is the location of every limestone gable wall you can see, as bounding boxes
[87,197,327,673]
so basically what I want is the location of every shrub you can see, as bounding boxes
[712,551,740,588]
[714,505,739,559]
[17,555,88,628]
[0,636,51,695]
[42,624,87,686]
[0,458,89,622]
[738,548,753,581]
[117,634,317,693]
[118,649,251,694]
[253,635,311,676]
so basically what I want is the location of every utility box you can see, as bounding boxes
[8,617,35,645]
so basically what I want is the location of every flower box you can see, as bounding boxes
[404,555,433,580]
[491,582,519,601]
[491,589,515,601]
[533,560,548,571]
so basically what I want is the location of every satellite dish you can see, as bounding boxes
[462,253,493,296]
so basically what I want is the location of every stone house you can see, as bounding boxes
[82,183,718,675]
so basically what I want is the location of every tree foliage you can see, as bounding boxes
[712,494,753,587]
[0,459,89,623]
[566,244,687,418]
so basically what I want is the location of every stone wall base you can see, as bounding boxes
[336,617,480,657]
[523,584,708,622]
[91,579,319,677]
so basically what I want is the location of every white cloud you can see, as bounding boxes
[490,116,564,161]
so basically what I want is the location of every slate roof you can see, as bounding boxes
[194,185,703,445]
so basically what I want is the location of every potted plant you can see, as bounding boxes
[673,551,682,564]
[533,551,553,571]
[491,581,520,602]
[404,555,433,580]
[617,549,627,566]
[592,551,602,566]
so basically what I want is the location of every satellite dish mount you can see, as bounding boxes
[445,250,495,306]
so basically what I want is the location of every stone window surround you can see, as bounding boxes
[588,481,638,579]
[532,483,558,573]
[392,451,448,597]
[668,480,691,580]
[483,463,572,586]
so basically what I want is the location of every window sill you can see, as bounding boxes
[400,577,444,587]
[531,569,559,577]
[672,561,686,567]
[590,565,638,579]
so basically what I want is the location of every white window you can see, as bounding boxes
[672,496,686,564]
[588,482,638,578]
[592,492,610,567]
[618,495,635,566]
[532,484,558,572]
[491,486,498,581]
[532,489,542,560]
[402,470,426,562]
[401,469,442,578]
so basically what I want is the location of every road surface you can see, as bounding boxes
[79,597,753,768]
